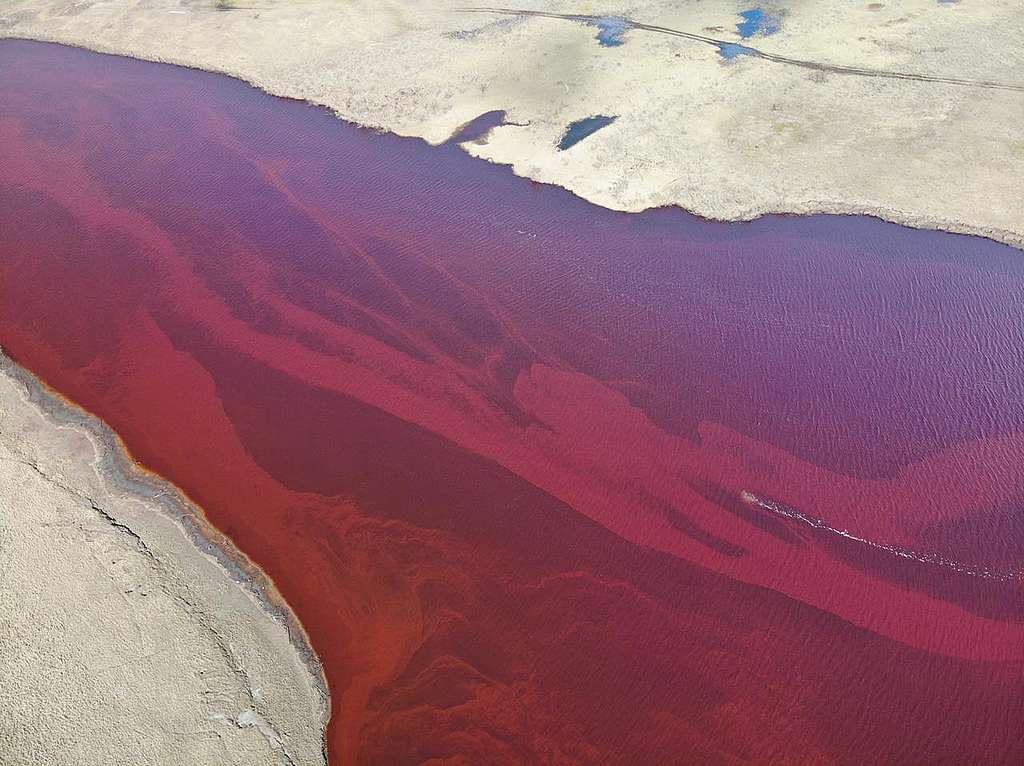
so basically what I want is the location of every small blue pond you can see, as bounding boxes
[736,8,781,38]
[583,16,631,47]
[718,42,756,60]
[557,115,617,150]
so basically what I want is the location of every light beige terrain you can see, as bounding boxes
[0,356,328,766]
[1,0,1022,246]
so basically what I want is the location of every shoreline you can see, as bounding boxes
[0,348,330,763]
[3,34,1022,253]
[1,0,1022,252]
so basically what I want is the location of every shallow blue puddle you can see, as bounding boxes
[736,8,781,38]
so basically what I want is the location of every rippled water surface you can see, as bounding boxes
[2,41,1023,764]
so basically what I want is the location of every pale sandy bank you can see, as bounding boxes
[0,355,328,766]
[1,0,1022,247]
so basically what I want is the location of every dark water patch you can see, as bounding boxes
[556,114,616,150]
[744,492,1024,620]
[917,498,1024,574]
[446,109,508,144]
[666,508,750,558]
[688,479,802,545]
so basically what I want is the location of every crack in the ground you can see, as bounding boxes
[1,452,298,765]
[3,455,156,557]
[175,592,299,766]
[89,500,156,559]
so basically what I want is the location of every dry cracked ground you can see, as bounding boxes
[0,358,327,766]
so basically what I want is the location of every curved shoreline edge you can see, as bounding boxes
[0,32,1020,253]
[0,348,331,763]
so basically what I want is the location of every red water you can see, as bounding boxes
[2,41,1023,764]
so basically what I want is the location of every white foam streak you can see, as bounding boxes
[740,491,1022,582]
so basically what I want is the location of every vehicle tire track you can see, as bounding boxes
[461,7,1024,92]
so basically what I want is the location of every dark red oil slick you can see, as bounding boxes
[2,41,1023,764]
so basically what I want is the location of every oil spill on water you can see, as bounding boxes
[1,40,1023,765]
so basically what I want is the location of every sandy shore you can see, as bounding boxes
[1,0,1022,248]
[0,353,328,766]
